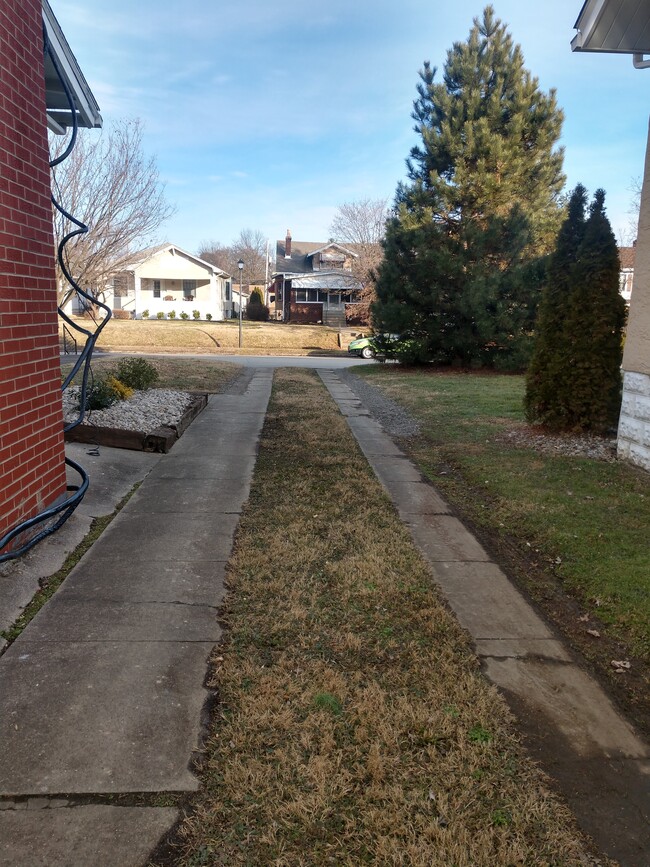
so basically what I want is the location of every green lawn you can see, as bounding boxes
[357,367,650,662]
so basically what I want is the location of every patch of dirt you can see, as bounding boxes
[497,424,618,462]
[406,445,650,742]
[484,526,650,740]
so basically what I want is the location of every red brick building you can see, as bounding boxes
[0,0,101,557]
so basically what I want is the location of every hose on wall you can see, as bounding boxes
[0,25,110,562]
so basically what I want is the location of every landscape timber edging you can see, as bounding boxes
[63,393,209,454]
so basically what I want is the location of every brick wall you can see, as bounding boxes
[0,0,67,547]
[289,302,323,324]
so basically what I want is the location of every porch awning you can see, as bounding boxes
[290,273,362,291]
[572,0,650,54]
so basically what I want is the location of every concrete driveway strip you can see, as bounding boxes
[0,369,273,865]
[319,370,650,866]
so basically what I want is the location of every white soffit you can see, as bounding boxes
[42,0,102,132]
[572,0,650,54]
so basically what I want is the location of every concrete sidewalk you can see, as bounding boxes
[1,364,648,865]
[319,370,650,867]
[0,369,273,867]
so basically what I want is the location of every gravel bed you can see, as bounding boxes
[337,370,421,438]
[62,387,192,433]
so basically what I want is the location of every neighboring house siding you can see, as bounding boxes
[618,125,650,471]
[0,0,67,544]
[619,246,635,304]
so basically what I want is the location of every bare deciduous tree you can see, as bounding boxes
[197,241,231,274]
[51,118,175,305]
[329,197,390,245]
[198,228,268,282]
[329,198,391,324]
[624,176,642,245]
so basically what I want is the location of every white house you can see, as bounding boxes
[66,244,234,320]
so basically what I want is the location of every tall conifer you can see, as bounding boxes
[374,6,565,367]
[525,184,587,427]
[526,188,626,432]
[563,190,626,431]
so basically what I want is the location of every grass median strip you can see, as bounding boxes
[170,368,602,866]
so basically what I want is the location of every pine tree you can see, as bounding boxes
[525,184,588,427]
[373,6,565,368]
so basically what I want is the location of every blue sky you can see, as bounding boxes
[54,0,649,254]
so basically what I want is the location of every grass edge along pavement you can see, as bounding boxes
[354,365,650,734]
[160,368,606,867]
[0,484,139,648]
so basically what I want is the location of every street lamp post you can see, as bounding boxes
[238,259,244,349]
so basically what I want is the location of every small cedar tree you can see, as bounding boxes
[525,184,588,427]
[563,190,626,431]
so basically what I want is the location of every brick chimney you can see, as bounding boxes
[285,229,292,259]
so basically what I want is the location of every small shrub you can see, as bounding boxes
[180,311,189,320]
[246,301,270,322]
[192,309,201,320]
[206,313,212,321]
[112,309,132,320]
[85,376,118,411]
[249,288,263,305]
[156,311,165,320]
[141,309,149,319]
[106,375,134,401]
[168,309,176,320]
[115,357,159,391]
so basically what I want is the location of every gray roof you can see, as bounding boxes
[291,273,363,291]
[274,239,368,277]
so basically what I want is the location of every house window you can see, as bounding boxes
[153,279,161,299]
[183,279,196,300]
[295,289,320,303]
[225,281,231,301]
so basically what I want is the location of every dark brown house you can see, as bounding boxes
[270,230,364,326]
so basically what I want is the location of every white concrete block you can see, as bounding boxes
[629,443,650,472]
[623,371,650,396]
[618,415,644,441]
[635,396,650,422]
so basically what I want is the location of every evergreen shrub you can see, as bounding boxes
[115,357,159,391]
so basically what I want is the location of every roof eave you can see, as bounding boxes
[43,0,102,132]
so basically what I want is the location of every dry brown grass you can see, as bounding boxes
[170,369,608,866]
[61,355,241,392]
[61,317,343,354]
